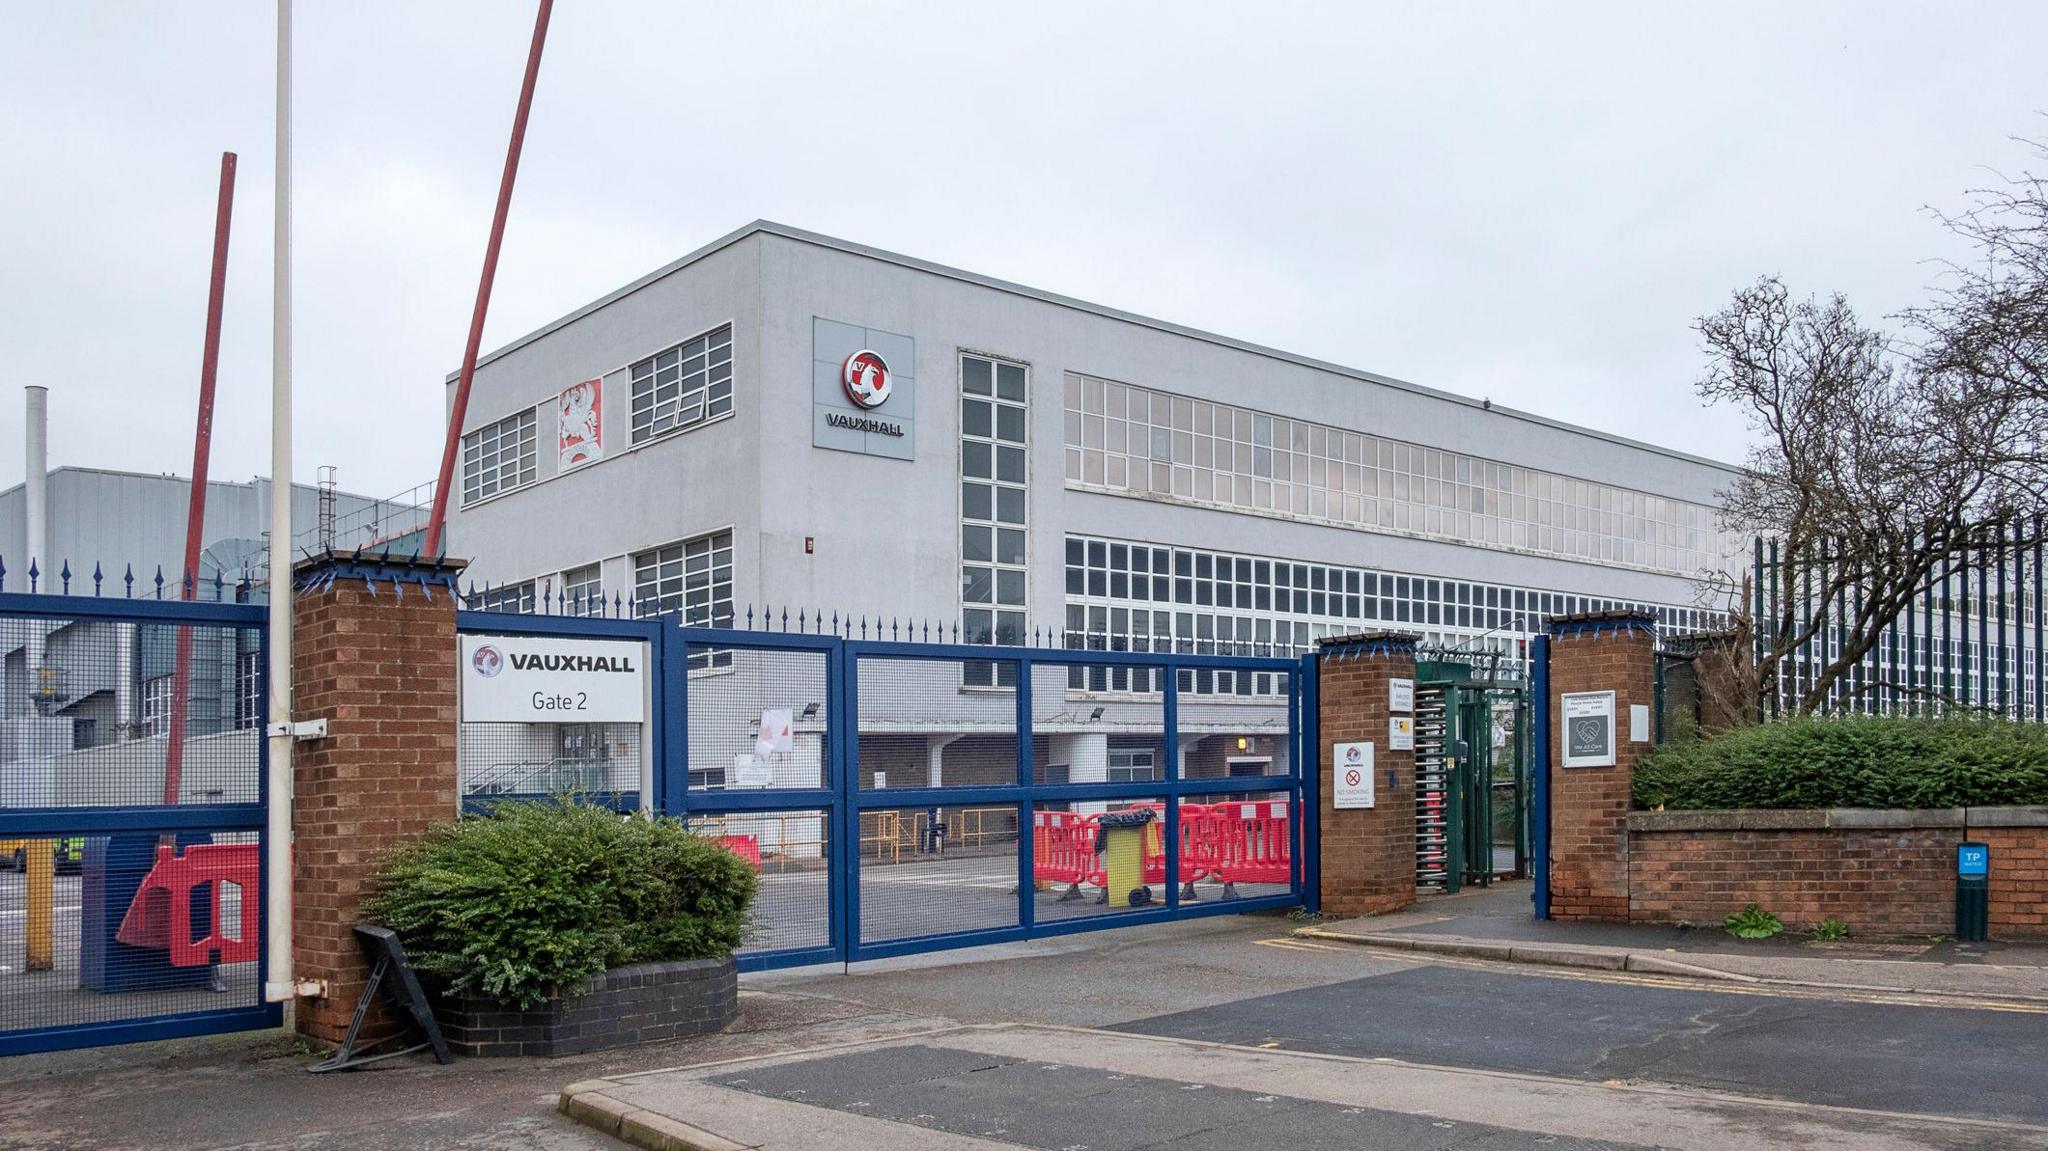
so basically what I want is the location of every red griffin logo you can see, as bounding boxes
[841,349,892,409]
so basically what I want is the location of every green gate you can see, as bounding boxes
[1415,659,1529,894]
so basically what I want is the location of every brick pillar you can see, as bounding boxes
[291,551,467,1043]
[1315,632,1419,919]
[1547,611,1655,923]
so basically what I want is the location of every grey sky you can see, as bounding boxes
[4,2,2044,500]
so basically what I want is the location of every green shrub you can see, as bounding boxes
[1813,917,1850,941]
[1634,714,2048,811]
[1724,903,1784,939]
[364,801,757,1009]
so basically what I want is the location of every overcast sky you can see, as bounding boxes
[3,2,2044,499]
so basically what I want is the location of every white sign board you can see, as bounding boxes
[1561,690,1617,768]
[1388,716,1414,751]
[1332,741,1375,809]
[1629,704,1651,744]
[460,635,647,724]
[732,753,773,788]
[1389,677,1414,713]
[756,708,794,757]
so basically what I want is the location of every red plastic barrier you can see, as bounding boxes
[1032,810,1095,889]
[1209,800,1292,892]
[124,843,260,967]
[719,835,762,871]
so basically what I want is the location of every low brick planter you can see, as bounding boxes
[438,957,737,1058]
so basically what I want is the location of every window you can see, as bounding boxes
[563,563,604,616]
[1062,371,1736,578]
[475,581,536,614]
[962,353,1029,687]
[141,674,173,737]
[461,408,539,504]
[636,531,734,668]
[1107,748,1158,782]
[630,325,734,445]
[234,651,262,731]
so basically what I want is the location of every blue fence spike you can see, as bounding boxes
[781,607,789,631]
[59,560,71,594]
[0,554,7,591]
[152,565,164,598]
[890,617,898,641]
[92,561,103,596]
[746,605,755,629]
[542,584,552,613]
[123,564,134,597]
[28,558,39,593]
[212,569,224,599]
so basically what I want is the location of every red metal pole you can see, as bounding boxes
[165,151,237,806]
[423,0,555,558]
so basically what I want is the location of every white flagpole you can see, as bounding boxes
[264,0,296,1005]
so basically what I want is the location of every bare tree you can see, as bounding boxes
[1696,277,2037,715]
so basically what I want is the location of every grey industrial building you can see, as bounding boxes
[445,221,1742,662]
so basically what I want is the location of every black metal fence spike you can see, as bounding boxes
[152,565,164,598]
[59,560,71,594]
[123,564,134,597]
[92,562,104,596]
[0,554,7,591]
[28,557,39,593]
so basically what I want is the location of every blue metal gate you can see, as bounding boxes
[0,586,278,1056]
[455,611,1315,970]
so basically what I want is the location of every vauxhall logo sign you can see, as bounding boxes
[460,636,647,724]
[826,348,907,437]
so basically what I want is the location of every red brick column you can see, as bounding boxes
[1975,809,2048,941]
[1315,632,1418,918]
[291,552,467,1043]
[1547,612,1655,923]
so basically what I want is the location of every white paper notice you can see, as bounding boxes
[756,708,794,757]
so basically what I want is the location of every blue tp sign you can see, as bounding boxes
[1957,842,1990,879]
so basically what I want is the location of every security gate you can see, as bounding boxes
[456,612,1314,971]
[0,588,278,1056]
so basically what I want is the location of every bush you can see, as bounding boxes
[1634,714,2048,811]
[364,801,757,1009]
[1724,903,1784,939]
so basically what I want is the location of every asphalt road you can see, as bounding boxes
[1116,961,2048,1126]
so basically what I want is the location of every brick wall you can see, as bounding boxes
[292,554,465,1044]
[1627,808,2048,941]
[1547,614,1655,923]
[1975,809,2048,939]
[1315,633,1418,918]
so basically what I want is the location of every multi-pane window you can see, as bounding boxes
[563,563,604,616]
[1063,531,1720,693]
[635,531,734,669]
[1107,748,1159,782]
[476,581,536,614]
[1062,373,1738,578]
[141,674,173,737]
[961,354,1029,687]
[234,651,263,731]
[630,325,734,445]
[461,408,539,504]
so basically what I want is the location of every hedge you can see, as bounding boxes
[364,801,757,1009]
[1633,714,2048,811]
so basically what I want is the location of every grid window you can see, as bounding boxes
[141,674,173,737]
[1107,748,1159,782]
[635,531,734,627]
[629,325,735,445]
[234,650,263,731]
[563,563,604,616]
[461,407,539,504]
[962,354,1029,687]
[1063,371,1736,578]
[476,581,536,614]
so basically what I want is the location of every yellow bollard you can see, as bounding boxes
[25,839,54,972]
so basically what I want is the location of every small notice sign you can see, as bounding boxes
[1333,741,1375,809]
[1389,716,1414,751]
[732,753,773,788]
[1561,690,1616,768]
[756,708,794,757]
[1389,678,1414,713]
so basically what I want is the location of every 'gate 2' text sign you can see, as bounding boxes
[1561,690,1616,768]
[460,636,647,724]
[1332,741,1375,809]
